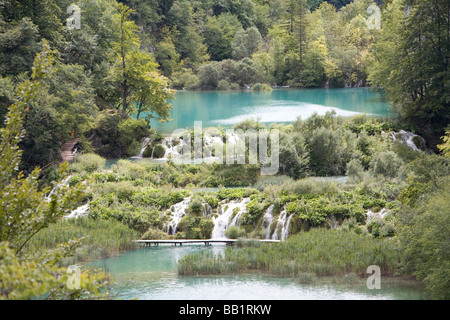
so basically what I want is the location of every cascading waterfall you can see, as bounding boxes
[65,203,89,219]
[165,198,191,235]
[272,209,286,240]
[161,137,186,159]
[366,208,390,224]
[261,205,274,239]
[202,203,213,217]
[281,213,293,240]
[211,198,250,239]
[271,208,293,241]
[391,130,427,153]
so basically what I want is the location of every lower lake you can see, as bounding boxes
[90,245,426,300]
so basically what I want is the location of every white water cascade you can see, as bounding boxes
[65,203,90,219]
[366,208,390,224]
[391,130,427,153]
[211,198,250,239]
[272,209,286,240]
[261,205,274,239]
[271,207,293,241]
[281,213,293,240]
[165,198,191,235]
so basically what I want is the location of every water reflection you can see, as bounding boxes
[90,246,426,300]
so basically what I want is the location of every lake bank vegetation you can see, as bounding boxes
[0,0,448,300]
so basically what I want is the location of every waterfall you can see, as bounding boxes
[132,137,152,159]
[330,215,338,229]
[271,208,293,241]
[391,130,427,153]
[45,176,72,200]
[165,198,191,235]
[281,213,293,240]
[162,137,185,159]
[211,198,250,239]
[366,208,389,224]
[65,203,89,219]
[272,209,286,240]
[202,203,213,217]
[262,205,274,239]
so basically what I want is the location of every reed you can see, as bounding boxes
[177,228,400,277]
[24,217,139,264]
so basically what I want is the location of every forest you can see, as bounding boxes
[0,0,449,301]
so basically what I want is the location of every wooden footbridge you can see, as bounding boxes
[61,138,80,162]
[133,239,281,246]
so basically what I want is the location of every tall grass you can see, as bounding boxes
[24,218,139,264]
[177,228,400,277]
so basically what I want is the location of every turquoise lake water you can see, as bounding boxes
[149,88,391,134]
[91,246,426,300]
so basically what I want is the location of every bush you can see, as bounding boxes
[251,83,272,91]
[398,176,450,299]
[141,227,170,240]
[308,127,346,176]
[153,145,166,159]
[71,153,106,173]
[144,144,166,159]
[224,226,246,239]
[346,159,365,183]
[370,151,404,178]
[93,111,150,158]
[217,79,230,91]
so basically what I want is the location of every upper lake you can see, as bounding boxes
[149,88,391,134]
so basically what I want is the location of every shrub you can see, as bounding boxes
[93,111,150,158]
[141,227,170,240]
[346,158,365,183]
[229,83,240,90]
[370,151,404,178]
[308,127,346,176]
[251,83,272,91]
[224,226,246,239]
[71,153,106,173]
[217,79,230,91]
[153,144,166,159]
[144,144,166,159]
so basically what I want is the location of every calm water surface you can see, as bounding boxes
[149,88,391,133]
[90,246,426,300]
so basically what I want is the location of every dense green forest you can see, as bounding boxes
[1,0,448,170]
[0,0,449,300]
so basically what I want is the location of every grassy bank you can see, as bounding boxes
[177,228,400,277]
[23,217,139,265]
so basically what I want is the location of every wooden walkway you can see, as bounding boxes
[61,138,80,162]
[133,239,281,246]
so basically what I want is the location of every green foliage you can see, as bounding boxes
[398,176,450,299]
[92,111,150,158]
[24,217,139,263]
[251,83,272,92]
[177,215,214,239]
[370,151,403,179]
[224,226,247,239]
[437,130,450,157]
[204,13,243,61]
[232,27,262,60]
[143,144,166,159]
[71,153,106,173]
[0,241,110,300]
[346,158,365,183]
[0,42,108,299]
[178,228,400,277]
[368,0,450,148]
